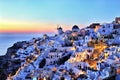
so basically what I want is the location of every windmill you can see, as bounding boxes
[56,24,63,34]
[57,24,60,30]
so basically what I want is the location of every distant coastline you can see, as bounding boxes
[0,33,54,55]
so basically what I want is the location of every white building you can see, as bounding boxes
[98,23,113,35]
[45,52,64,65]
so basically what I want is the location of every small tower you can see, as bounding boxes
[57,25,64,35]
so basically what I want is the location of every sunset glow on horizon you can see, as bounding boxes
[0,19,77,33]
[0,0,120,33]
[0,19,56,33]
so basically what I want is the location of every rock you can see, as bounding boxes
[0,41,27,79]
[5,41,27,58]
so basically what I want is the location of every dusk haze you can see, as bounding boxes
[0,0,120,33]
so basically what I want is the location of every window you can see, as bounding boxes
[54,61,55,64]
[103,30,105,32]
[50,61,52,64]
[103,26,105,28]
[51,56,52,58]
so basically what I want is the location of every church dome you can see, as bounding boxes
[72,25,79,31]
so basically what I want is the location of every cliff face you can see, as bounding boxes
[0,41,27,80]
[5,41,27,58]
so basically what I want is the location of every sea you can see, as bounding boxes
[0,33,54,56]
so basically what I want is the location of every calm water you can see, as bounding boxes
[0,33,54,56]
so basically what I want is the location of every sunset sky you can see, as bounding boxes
[0,0,120,33]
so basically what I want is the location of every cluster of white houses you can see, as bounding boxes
[7,17,120,80]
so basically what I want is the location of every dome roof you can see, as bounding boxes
[72,25,79,30]
[57,27,62,30]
